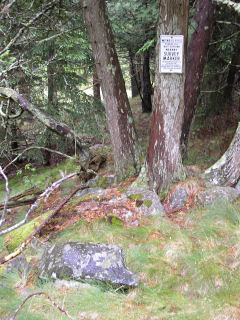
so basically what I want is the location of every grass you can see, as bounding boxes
[1,201,240,319]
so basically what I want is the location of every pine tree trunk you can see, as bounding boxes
[142,48,152,113]
[93,71,101,100]
[129,51,140,98]
[180,0,215,158]
[204,122,240,186]
[83,0,141,182]
[146,0,189,193]
[223,35,240,105]
[44,39,57,165]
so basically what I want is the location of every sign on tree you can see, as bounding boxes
[160,35,184,73]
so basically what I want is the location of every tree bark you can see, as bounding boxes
[93,71,101,100]
[44,39,58,165]
[142,48,153,113]
[180,0,215,158]
[146,0,189,193]
[204,122,240,186]
[0,87,91,161]
[83,0,141,182]
[223,35,240,105]
[129,51,140,98]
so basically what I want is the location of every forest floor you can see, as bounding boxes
[0,97,240,320]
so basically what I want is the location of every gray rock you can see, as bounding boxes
[75,187,109,198]
[124,187,165,216]
[168,187,188,209]
[38,242,139,287]
[196,186,239,206]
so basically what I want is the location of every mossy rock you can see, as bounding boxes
[127,193,143,201]
[4,210,53,253]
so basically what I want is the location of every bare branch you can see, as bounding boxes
[3,146,80,172]
[9,291,73,320]
[0,1,59,56]
[0,166,11,227]
[0,185,86,264]
[0,172,78,236]
[0,88,91,158]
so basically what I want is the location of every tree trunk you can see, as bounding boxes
[204,122,240,186]
[93,71,101,100]
[180,0,215,158]
[223,35,240,105]
[142,48,152,113]
[44,39,57,165]
[129,51,140,98]
[146,0,189,193]
[0,87,91,161]
[83,0,141,182]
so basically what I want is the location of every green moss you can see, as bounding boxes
[128,193,143,201]
[4,210,53,253]
[106,214,124,227]
[143,200,152,208]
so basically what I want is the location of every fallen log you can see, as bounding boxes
[0,185,87,265]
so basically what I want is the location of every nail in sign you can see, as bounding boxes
[160,35,184,74]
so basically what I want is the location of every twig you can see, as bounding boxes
[8,291,73,320]
[3,146,80,172]
[0,185,87,265]
[0,166,11,227]
[0,172,78,236]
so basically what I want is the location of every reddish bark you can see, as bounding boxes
[147,0,189,193]
[181,0,215,158]
[93,71,101,100]
[83,0,141,181]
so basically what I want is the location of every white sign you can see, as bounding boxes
[160,35,184,74]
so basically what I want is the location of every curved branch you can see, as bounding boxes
[9,291,73,320]
[0,87,91,160]
[0,101,23,119]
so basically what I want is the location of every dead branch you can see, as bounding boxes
[0,187,43,210]
[0,185,87,265]
[0,166,11,227]
[3,146,80,172]
[0,1,59,56]
[0,197,38,210]
[6,291,72,320]
[0,172,78,236]
[0,88,91,160]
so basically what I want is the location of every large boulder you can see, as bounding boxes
[195,186,239,206]
[38,242,139,287]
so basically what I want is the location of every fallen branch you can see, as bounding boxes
[3,146,81,172]
[0,88,91,160]
[0,185,87,265]
[0,172,78,236]
[0,166,11,227]
[7,291,73,320]
[0,197,38,210]
[1,187,43,203]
